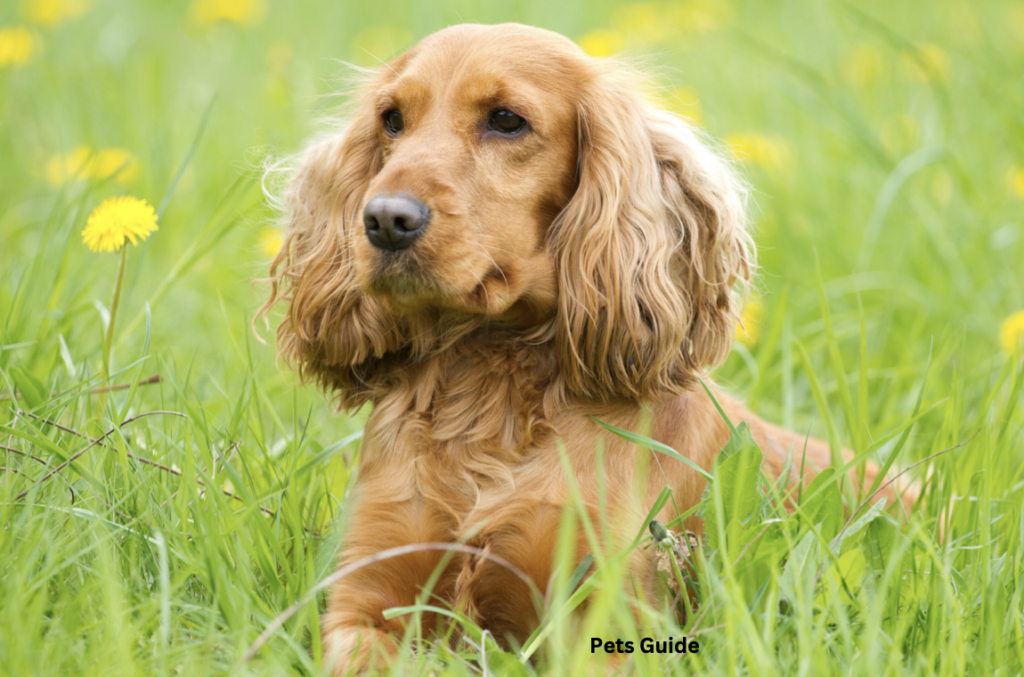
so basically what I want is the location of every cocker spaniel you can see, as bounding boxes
[261,23,909,673]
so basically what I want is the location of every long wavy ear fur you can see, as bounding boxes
[552,67,753,402]
[258,104,403,409]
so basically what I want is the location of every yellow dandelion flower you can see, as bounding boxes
[903,43,949,82]
[46,146,137,185]
[82,196,158,253]
[46,146,92,185]
[260,229,284,258]
[1000,310,1024,356]
[879,113,918,154]
[21,0,90,27]
[189,0,265,28]
[1010,165,1024,198]
[842,44,884,87]
[576,29,625,57]
[92,148,138,182]
[726,133,789,171]
[610,0,732,44]
[663,85,702,123]
[735,298,762,347]
[0,26,35,67]
[349,25,413,67]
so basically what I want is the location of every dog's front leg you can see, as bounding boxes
[455,493,572,649]
[322,472,460,675]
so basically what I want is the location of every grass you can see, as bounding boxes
[2,0,1023,675]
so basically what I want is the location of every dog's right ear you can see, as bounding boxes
[259,107,403,409]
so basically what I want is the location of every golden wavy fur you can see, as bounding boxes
[259,23,911,673]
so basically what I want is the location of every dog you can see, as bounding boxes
[260,23,910,672]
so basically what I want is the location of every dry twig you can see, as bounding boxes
[13,410,186,501]
[0,373,162,401]
[16,413,319,536]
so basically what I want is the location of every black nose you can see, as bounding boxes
[363,194,431,251]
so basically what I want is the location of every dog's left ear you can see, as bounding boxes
[551,69,753,402]
[257,97,405,410]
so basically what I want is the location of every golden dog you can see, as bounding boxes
[261,23,908,672]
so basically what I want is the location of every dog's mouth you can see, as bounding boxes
[371,273,439,300]
[367,253,440,297]
[366,253,521,317]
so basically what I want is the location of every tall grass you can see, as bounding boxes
[1,0,1022,675]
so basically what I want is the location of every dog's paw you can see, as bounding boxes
[321,624,399,676]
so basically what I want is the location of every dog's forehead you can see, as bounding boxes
[385,24,585,109]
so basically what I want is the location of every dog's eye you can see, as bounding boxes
[487,109,527,135]
[383,109,404,135]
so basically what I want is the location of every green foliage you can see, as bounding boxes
[2,0,1024,675]
[698,422,764,555]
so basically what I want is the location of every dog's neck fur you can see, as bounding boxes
[348,331,572,519]
[363,331,564,466]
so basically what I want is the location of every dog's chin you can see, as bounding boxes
[361,251,439,297]
[366,268,522,318]
[369,272,436,298]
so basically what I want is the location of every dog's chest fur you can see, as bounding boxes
[357,336,570,511]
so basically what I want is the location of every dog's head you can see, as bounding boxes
[262,23,752,406]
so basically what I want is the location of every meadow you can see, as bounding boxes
[1,0,1023,674]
